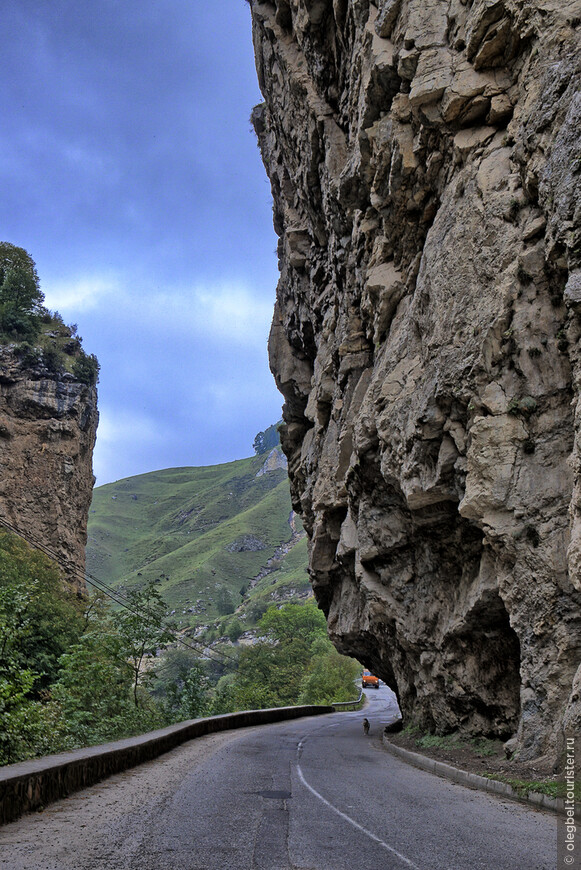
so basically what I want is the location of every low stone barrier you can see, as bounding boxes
[0,704,334,825]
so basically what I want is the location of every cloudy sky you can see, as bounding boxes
[1,0,283,485]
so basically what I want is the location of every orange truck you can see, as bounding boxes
[362,670,380,689]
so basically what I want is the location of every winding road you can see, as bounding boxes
[0,687,556,869]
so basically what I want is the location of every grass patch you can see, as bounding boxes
[481,775,581,801]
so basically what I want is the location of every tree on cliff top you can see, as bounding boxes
[0,243,44,338]
[0,242,99,385]
[253,422,282,455]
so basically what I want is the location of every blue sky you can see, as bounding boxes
[1,1,283,484]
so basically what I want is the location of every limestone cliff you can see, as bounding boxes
[0,346,98,592]
[251,0,581,764]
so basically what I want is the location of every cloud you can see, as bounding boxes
[43,275,121,313]
[143,283,274,346]
[92,407,172,484]
[44,273,274,347]
[95,407,167,446]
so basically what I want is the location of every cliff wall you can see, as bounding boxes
[0,347,98,592]
[251,0,581,764]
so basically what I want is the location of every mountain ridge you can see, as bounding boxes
[86,447,310,639]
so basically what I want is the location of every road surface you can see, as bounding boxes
[0,686,556,869]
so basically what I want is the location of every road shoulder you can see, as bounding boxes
[382,733,568,816]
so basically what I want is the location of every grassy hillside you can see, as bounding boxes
[86,450,311,632]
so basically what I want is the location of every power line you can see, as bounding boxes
[0,517,238,668]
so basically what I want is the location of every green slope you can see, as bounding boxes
[86,451,310,630]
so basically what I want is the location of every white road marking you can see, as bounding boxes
[296,741,420,870]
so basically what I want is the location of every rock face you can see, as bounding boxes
[256,446,289,476]
[0,347,98,592]
[250,0,581,764]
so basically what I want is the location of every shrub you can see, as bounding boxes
[72,351,100,386]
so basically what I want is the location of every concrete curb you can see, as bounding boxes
[382,735,567,816]
[0,704,334,825]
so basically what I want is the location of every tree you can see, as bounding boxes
[151,647,211,722]
[259,599,327,645]
[252,422,281,455]
[163,660,210,721]
[227,601,326,711]
[299,637,361,705]
[53,593,167,746]
[0,243,40,290]
[226,617,244,642]
[0,243,44,338]
[0,531,84,695]
[72,351,100,386]
[0,581,41,762]
[216,586,235,616]
[0,531,85,762]
[211,673,238,715]
[53,616,135,746]
[112,581,175,708]
[218,600,361,713]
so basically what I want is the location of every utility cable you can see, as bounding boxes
[0,516,238,668]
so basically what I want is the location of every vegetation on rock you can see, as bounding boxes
[0,241,99,385]
[252,421,281,455]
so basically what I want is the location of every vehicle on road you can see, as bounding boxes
[362,670,380,689]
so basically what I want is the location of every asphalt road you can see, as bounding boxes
[0,686,557,869]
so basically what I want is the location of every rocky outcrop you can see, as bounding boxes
[256,446,289,476]
[250,0,581,764]
[0,347,98,591]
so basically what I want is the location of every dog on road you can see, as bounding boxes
[363,717,370,735]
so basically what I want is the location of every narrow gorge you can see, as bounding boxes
[250,0,581,765]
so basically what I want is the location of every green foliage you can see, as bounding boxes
[225,617,244,642]
[14,342,41,367]
[52,608,139,746]
[0,533,225,763]
[0,531,84,762]
[72,351,100,386]
[0,585,42,763]
[0,243,40,292]
[0,242,43,340]
[259,598,327,644]
[299,637,361,705]
[216,586,235,616]
[0,531,84,695]
[42,344,64,375]
[0,242,99,385]
[211,673,238,714]
[253,421,281,455]
[221,600,360,712]
[0,529,360,764]
[162,660,210,721]
[111,581,175,708]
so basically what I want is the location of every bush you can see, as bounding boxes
[42,345,65,374]
[72,351,100,386]
[226,618,244,642]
